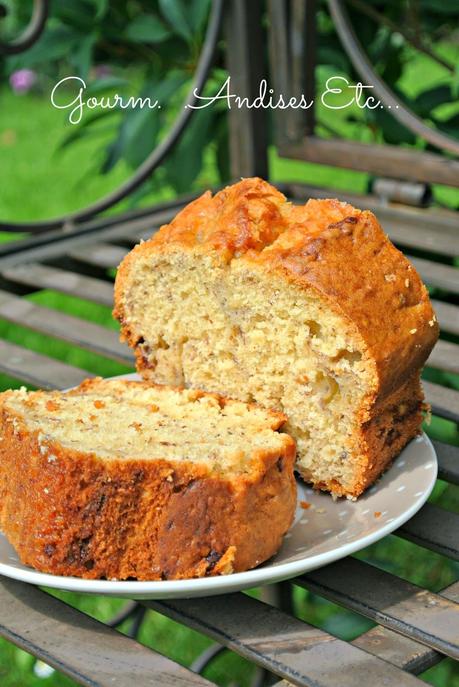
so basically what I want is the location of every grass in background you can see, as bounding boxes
[0,63,458,687]
[0,89,128,224]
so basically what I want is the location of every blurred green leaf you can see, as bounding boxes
[90,0,109,20]
[70,33,96,79]
[56,123,117,151]
[9,26,80,68]
[85,77,129,97]
[380,46,405,85]
[317,45,350,74]
[53,1,98,31]
[189,0,211,34]
[123,106,161,168]
[433,112,459,138]
[366,27,391,64]
[164,107,214,191]
[96,72,188,178]
[124,15,172,44]
[419,0,459,13]
[159,0,193,43]
[151,71,188,103]
[58,110,119,150]
[414,86,452,117]
[369,106,417,146]
[452,64,459,100]
[101,133,126,174]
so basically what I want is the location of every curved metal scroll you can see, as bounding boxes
[328,0,459,157]
[0,0,223,232]
[0,0,49,55]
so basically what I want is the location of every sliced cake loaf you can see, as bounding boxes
[0,378,296,580]
[114,177,439,499]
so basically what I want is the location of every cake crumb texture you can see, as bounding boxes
[0,378,296,580]
[114,177,438,498]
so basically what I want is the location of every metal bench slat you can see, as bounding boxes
[431,299,459,337]
[397,502,459,560]
[148,593,425,687]
[0,290,133,365]
[1,263,114,306]
[298,558,459,660]
[378,219,459,258]
[427,339,459,375]
[0,341,91,389]
[423,380,459,423]
[0,200,190,268]
[0,578,213,687]
[410,257,459,295]
[69,244,128,270]
[434,440,459,485]
[351,581,459,675]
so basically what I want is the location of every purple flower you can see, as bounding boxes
[93,64,113,79]
[9,69,37,94]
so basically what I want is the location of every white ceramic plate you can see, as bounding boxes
[0,432,436,599]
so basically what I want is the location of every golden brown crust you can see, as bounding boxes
[114,178,438,403]
[113,178,438,498]
[0,384,296,580]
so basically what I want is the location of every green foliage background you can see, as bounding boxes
[1,0,459,206]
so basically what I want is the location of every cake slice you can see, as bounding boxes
[0,377,296,580]
[114,177,439,499]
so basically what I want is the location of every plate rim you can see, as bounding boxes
[0,432,437,598]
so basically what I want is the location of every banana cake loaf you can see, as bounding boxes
[0,377,296,580]
[114,177,439,499]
